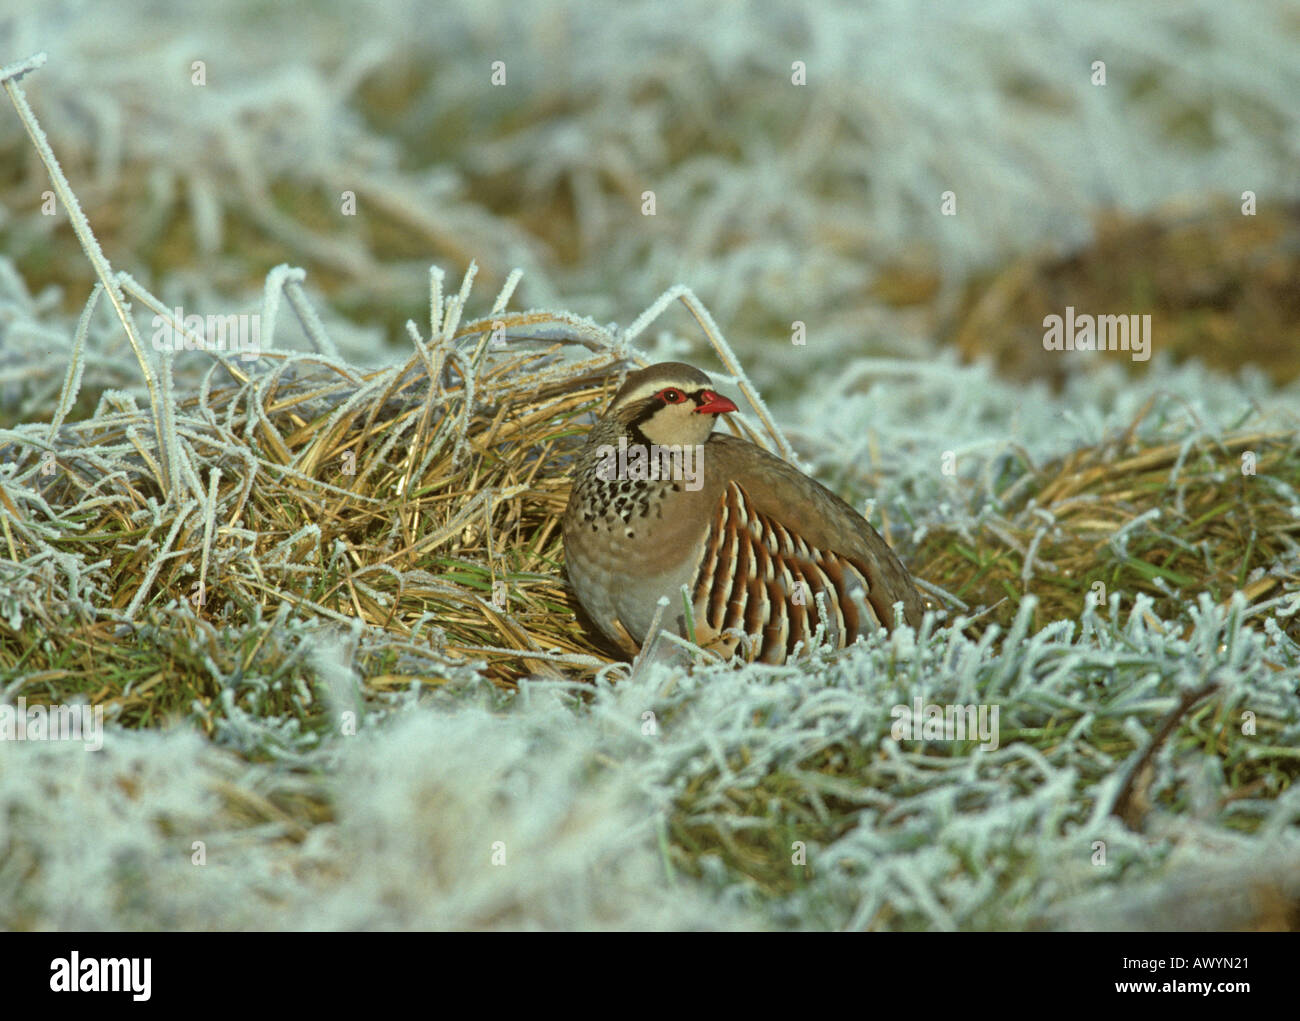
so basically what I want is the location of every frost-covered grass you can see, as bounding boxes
[1,0,1299,930]
[4,596,1299,930]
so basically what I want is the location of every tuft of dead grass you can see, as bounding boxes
[914,396,1300,639]
[0,239,796,742]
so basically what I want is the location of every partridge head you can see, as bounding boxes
[562,362,926,664]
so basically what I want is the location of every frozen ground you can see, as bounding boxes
[0,0,1298,929]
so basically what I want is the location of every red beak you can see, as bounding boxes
[695,390,738,415]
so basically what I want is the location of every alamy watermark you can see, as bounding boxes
[151,308,261,360]
[594,436,704,491]
[50,952,150,1001]
[1043,306,1151,362]
[891,697,1000,751]
[0,697,103,751]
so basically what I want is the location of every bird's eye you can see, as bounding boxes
[659,389,684,404]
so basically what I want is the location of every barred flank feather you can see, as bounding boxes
[694,482,888,663]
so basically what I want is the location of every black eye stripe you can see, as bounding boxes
[628,397,668,429]
[622,385,704,424]
[654,386,697,404]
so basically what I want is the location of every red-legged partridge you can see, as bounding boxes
[563,362,925,663]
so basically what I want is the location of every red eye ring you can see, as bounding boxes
[659,388,685,404]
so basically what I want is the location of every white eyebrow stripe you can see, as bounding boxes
[614,381,707,406]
